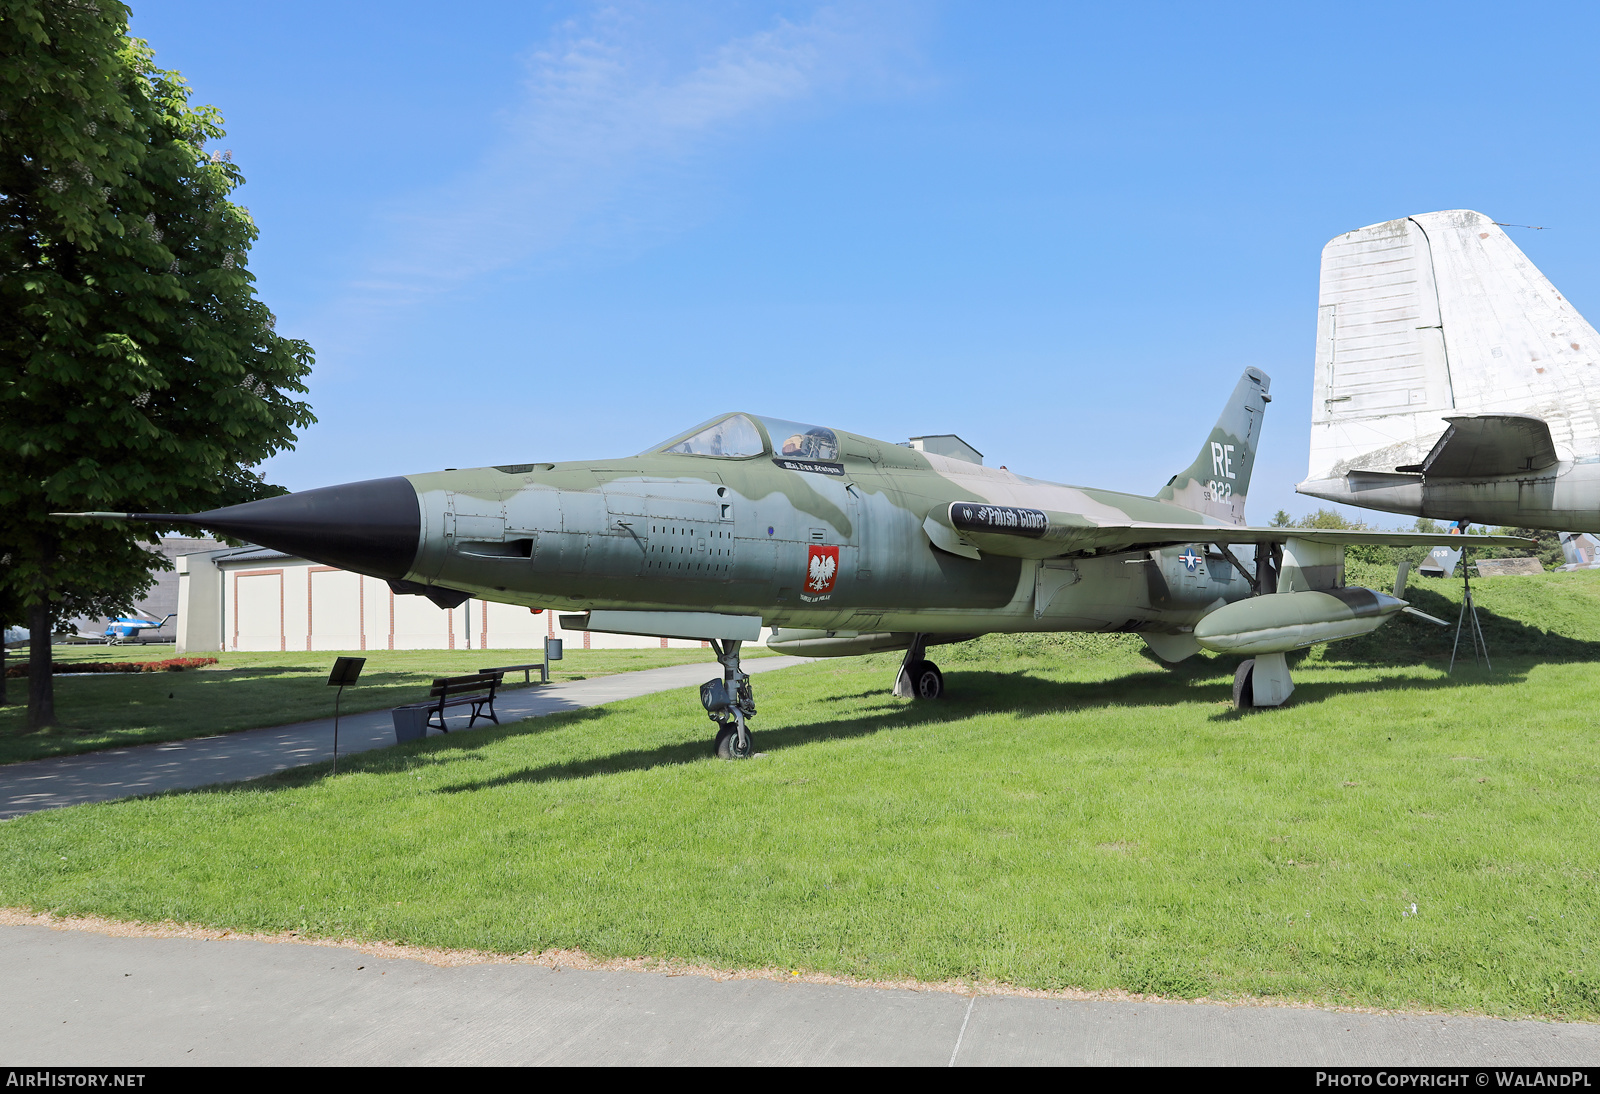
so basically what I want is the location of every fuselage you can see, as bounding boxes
[1298,460,1600,534]
[399,419,1255,637]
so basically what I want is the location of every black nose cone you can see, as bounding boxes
[169,477,421,580]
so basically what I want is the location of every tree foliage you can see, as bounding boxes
[0,1,314,722]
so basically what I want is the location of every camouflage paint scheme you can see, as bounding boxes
[389,369,1512,658]
[404,391,1254,644]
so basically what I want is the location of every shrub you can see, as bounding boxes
[4,656,218,678]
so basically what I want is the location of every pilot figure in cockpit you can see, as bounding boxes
[781,429,833,460]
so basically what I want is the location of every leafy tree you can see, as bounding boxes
[0,2,314,728]
[1291,507,1373,531]
[1279,507,1390,566]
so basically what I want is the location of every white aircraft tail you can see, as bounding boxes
[1559,532,1600,570]
[1306,210,1600,482]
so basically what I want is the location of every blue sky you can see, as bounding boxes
[129,1,1600,524]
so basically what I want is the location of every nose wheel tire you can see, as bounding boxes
[714,720,755,760]
[1233,659,1256,710]
[908,661,944,700]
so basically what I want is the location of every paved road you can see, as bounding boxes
[4,925,1596,1066]
[0,657,805,818]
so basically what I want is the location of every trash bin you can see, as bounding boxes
[391,704,430,743]
[545,637,563,661]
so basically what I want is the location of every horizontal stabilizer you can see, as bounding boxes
[1395,413,1558,478]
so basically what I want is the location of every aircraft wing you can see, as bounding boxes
[938,502,1529,559]
[1394,414,1559,478]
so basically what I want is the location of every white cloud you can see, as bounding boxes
[349,3,916,301]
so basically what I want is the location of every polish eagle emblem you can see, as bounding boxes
[806,544,839,594]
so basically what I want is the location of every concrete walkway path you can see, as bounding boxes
[0,657,805,818]
[5,924,1597,1066]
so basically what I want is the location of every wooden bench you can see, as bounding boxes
[479,662,548,685]
[425,672,502,732]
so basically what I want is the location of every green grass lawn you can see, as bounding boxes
[3,571,1599,1017]
[0,645,763,766]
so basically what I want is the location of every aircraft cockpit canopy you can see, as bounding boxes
[652,413,840,461]
[760,417,839,461]
[658,413,765,458]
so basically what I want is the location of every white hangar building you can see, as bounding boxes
[174,544,735,654]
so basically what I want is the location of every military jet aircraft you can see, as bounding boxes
[60,369,1521,757]
[1299,209,1600,533]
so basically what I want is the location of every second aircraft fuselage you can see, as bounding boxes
[1298,461,1600,534]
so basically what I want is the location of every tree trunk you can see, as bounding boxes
[26,597,54,730]
[1,631,7,706]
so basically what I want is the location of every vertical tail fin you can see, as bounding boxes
[1417,524,1464,578]
[1559,532,1600,570]
[1305,209,1600,483]
[1156,368,1271,526]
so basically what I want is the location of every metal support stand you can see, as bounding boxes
[326,656,366,774]
[1449,548,1490,674]
[332,685,345,774]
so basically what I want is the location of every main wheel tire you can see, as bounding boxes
[910,661,945,700]
[1233,659,1256,710]
[714,722,756,760]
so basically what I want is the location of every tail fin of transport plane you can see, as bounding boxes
[1156,368,1271,526]
[1302,210,1600,488]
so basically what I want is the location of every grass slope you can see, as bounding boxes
[0,646,758,766]
[3,571,1598,1017]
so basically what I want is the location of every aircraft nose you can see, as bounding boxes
[157,476,421,580]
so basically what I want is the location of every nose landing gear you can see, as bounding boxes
[702,638,758,759]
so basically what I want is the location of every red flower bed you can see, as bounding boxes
[3,656,219,679]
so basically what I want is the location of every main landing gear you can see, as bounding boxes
[893,633,945,700]
[1231,652,1294,710]
[702,638,758,759]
